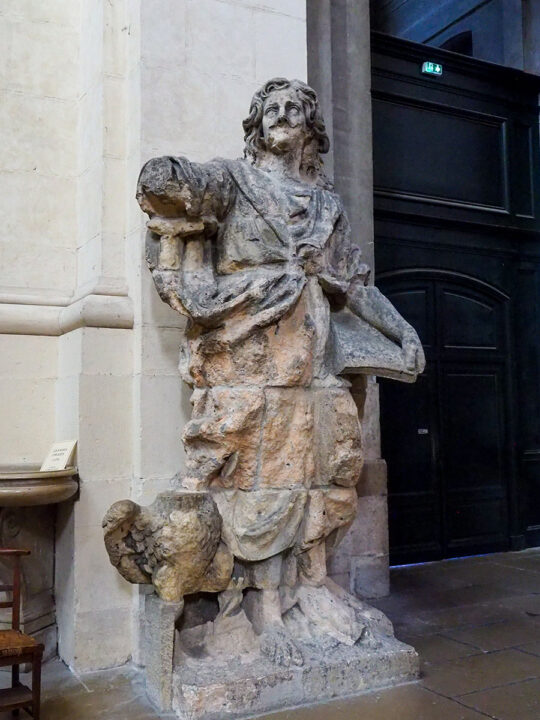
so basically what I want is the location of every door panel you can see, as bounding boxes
[382,370,441,563]
[379,276,510,563]
[371,31,538,557]
[382,371,435,496]
[441,370,504,490]
[440,366,508,555]
[440,292,499,349]
[372,96,508,211]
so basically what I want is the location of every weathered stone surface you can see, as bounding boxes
[104,76,425,718]
[214,489,308,562]
[172,634,418,720]
[332,298,424,382]
[182,386,264,491]
[103,492,233,602]
[187,287,316,388]
[144,593,184,712]
[313,387,363,488]
[357,458,388,497]
[170,575,416,719]
[260,388,314,489]
[301,487,358,558]
[351,554,392,600]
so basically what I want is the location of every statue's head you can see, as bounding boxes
[243,78,330,181]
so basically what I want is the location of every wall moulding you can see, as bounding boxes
[0,290,134,336]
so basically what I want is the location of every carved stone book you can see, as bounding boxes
[332,309,418,382]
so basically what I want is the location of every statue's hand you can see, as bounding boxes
[152,269,190,317]
[147,216,204,239]
[401,329,425,374]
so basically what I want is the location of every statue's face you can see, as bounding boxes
[261,87,308,155]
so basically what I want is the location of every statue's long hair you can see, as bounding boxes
[242,78,331,186]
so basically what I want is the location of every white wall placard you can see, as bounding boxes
[40,440,77,472]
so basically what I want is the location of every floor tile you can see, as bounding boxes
[458,677,540,720]
[442,617,540,653]
[497,594,540,619]
[517,640,540,657]
[488,552,540,574]
[413,602,518,634]
[421,648,540,697]
[400,633,482,665]
[0,660,168,720]
[390,563,476,594]
[416,561,540,597]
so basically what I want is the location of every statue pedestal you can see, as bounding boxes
[141,587,419,719]
[171,635,418,720]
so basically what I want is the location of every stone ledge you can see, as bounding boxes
[0,293,133,335]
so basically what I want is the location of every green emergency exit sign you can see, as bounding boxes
[422,61,443,76]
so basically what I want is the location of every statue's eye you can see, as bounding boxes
[265,105,278,115]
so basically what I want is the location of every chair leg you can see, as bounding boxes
[32,653,42,720]
[12,663,19,687]
[11,662,20,716]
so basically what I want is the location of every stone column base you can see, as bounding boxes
[172,634,418,720]
[144,593,184,712]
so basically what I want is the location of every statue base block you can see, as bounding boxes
[172,635,419,720]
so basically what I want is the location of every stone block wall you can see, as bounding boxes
[1,0,390,672]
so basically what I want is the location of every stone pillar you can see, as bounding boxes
[54,0,136,672]
[523,0,540,74]
[308,0,390,598]
[55,328,133,670]
[143,594,183,711]
[501,0,525,69]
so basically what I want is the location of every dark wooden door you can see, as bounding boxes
[379,275,511,564]
[371,32,540,561]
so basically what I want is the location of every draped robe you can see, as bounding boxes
[138,156,370,580]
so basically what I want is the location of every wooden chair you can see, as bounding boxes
[0,549,44,719]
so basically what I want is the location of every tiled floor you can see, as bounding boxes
[2,549,540,719]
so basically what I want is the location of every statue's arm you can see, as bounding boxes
[136,155,236,227]
[347,279,426,374]
[136,156,236,316]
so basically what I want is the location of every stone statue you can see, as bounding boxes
[103,78,423,716]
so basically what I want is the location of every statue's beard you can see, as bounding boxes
[265,124,304,155]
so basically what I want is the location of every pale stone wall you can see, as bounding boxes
[0,1,79,298]
[1,0,387,671]
[0,0,78,463]
[0,0,310,672]
[54,0,136,672]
